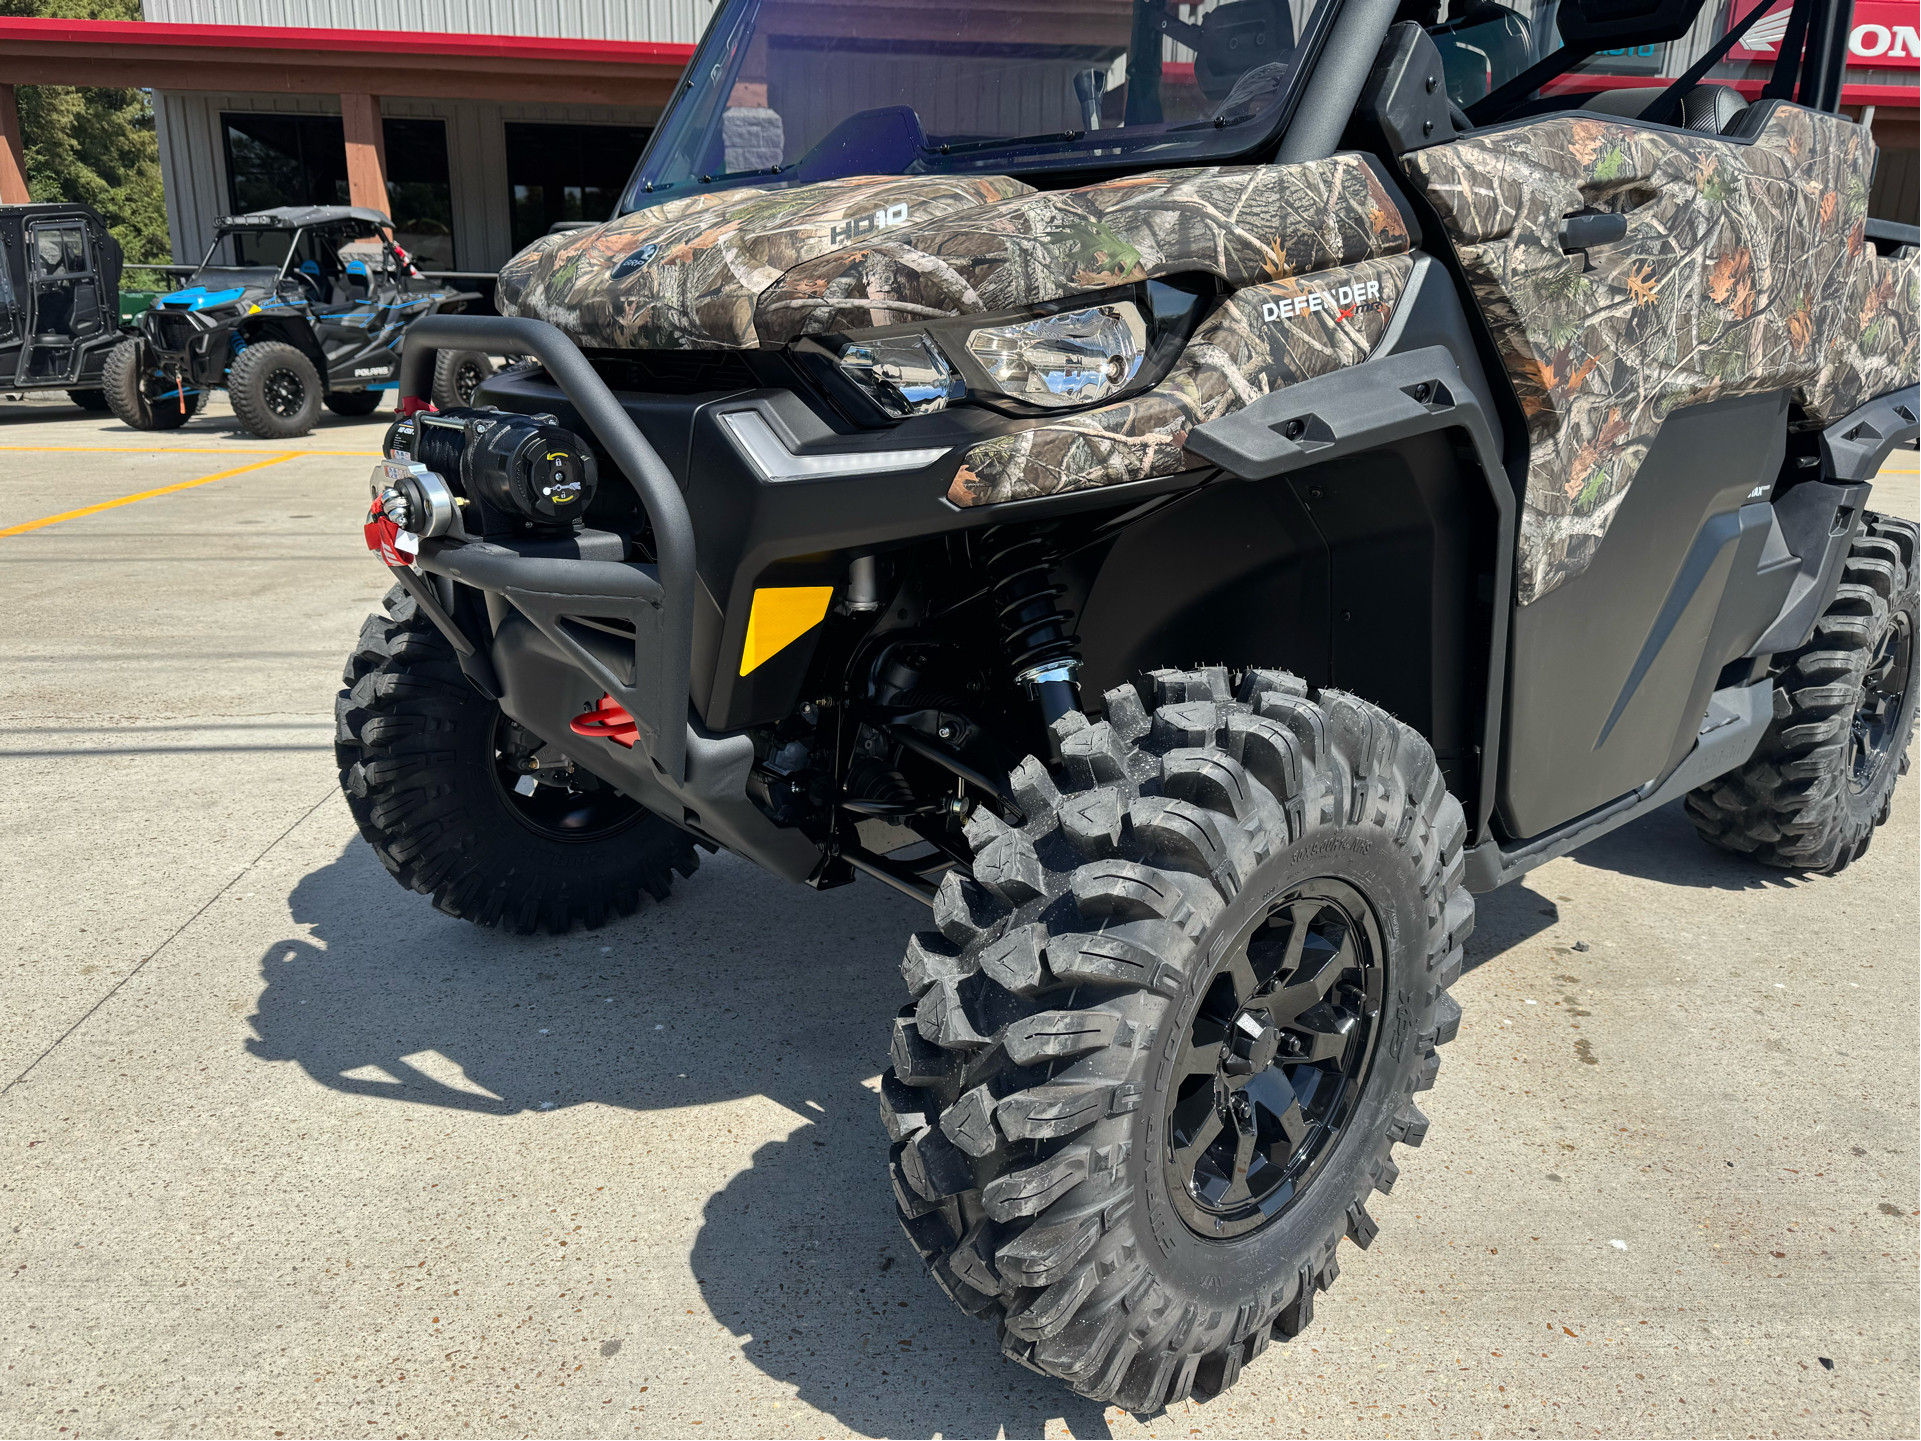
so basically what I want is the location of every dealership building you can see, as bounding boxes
[0,0,1913,279]
[0,0,703,276]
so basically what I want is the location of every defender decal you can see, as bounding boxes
[1263,279,1386,324]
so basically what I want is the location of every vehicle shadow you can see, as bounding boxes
[247,838,1116,1435]
[1565,797,1805,893]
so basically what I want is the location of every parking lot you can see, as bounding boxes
[0,390,1915,1440]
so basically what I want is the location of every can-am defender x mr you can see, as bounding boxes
[339,0,1919,1413]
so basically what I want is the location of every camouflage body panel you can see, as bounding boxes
[757,156,1410,343]
[949,255,1416,507]
[495,175,1034,350]
[1405,104,1921,606]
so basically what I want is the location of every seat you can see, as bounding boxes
[1580,83,1749,135]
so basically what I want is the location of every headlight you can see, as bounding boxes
[964,303,1147,408]
[835,334,962,418]
[815,284,1202,426]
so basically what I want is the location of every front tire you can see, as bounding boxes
[431,349,494,410]
[881,668,1469,1412]
[1688,512,1918,872]
[336,584,700,932]
[101,337,197,431]
[228,340,322,439]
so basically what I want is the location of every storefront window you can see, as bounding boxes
[224,113,349,211]
[383,118,457,270]
[221,112,458,269]
[505,122,652,252]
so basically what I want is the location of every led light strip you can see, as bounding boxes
[719,410,948,483]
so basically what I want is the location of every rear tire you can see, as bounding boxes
[1687,512,1918,872]
[431,349,494,410]
[324,388,385,417]
[336,583,701,933]
[101,336,197,431]
[881,668,1469,1412]
[67,388,110,411]
[229,340,322,439]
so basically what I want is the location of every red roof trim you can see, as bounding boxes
[0,16,696,67]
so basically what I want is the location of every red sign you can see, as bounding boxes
[1729,0,1920,70]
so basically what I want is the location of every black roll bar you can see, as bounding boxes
[395,315,696,778]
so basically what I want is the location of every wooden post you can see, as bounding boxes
[0,83,31,205]
[339,92,388,219]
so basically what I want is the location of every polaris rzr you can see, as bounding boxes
[337,0,1919,1414]
[0,202,131,409]
[106,205,485,439]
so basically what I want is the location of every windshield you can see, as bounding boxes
[200,228,295,272]
[623,0,1336,208]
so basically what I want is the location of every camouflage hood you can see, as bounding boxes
[493,175,1034,351]
[495,157,1405,353]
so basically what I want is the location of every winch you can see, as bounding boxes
[372,406,598,541]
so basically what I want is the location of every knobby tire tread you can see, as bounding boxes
[879,667,1470,1414]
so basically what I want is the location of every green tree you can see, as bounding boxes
[3,0,173,265]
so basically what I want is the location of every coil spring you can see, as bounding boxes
[979,527,1081,687]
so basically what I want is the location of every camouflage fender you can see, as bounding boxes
[949,254,1417,507]
[1404,104,1920,605]
[495,175,1034,350]
[757,156,1410,342]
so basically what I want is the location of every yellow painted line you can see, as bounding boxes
[0,445,381,456]
[0,454,304,537]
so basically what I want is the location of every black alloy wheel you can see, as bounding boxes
[452,357,488,405]
[228,340,322,439]
[489,712,645,843]
[431,349,496,410]
[1164,880,1382,1239]
[263,364,307,418]
[1850,608,1912,794]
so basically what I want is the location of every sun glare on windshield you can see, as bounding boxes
[625,0,1334,206]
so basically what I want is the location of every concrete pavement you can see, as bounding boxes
[1,390,1916,1439]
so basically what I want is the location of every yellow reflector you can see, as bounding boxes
[739,585,834,676]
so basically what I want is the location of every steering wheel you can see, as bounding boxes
[294,260,327,303]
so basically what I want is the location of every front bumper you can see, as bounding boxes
[385,316,1201,880]
[389,316,830,880]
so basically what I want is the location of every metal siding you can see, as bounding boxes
[140,0,708,44]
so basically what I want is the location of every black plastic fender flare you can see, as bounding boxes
[1185,337,1517,842]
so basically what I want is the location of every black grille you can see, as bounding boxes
[148,312,194,354]
[584,348,759,396]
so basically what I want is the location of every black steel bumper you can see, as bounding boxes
[391,315,822,881]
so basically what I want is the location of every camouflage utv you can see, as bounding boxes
[339,0,1919,1413]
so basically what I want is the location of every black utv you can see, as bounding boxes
[0,202,129,409]
[337,0,1919,1415]
[106,205,485,440]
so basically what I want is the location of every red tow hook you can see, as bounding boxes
[398,395,435,417]
[570,694,638,748]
